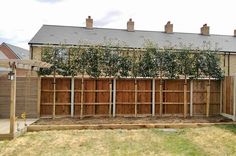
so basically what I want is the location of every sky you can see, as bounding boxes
[0,0,236,50]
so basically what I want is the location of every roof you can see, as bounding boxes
[0,51,7,59]
[2,42,29,59]
[29,25,236,52]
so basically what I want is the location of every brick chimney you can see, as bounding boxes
[164,21,173,33]
[127,18,134,32]
[86,16,93,29]
[201,24,209,35]
[234,29,236,37]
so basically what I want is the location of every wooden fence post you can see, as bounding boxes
[184,81,187,118]
[223,78,227,113]
[10,65,16,135]
[80,76,84,119]
[112,78,116,117]
[190,80,193,117]
[152,78,155,116]
[206,82,211,117]
[70,76,74,117]
[109,78,112,117]
[52,70,56,119]
[159,80,163,116]
[220,80,223,114]
[134,79,138,117]
[37,76,41,118]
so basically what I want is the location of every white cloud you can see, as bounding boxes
[36,0,63,3]
[0,0,236,49]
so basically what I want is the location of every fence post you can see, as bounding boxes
[160,80,163,116]
[37,76,41,118]
[184,81,187,118]
[223,78,227,113]
[70,76,74,117]
[152,78,155,116]
[234,76,236,121]
[190,80,193,117]
[52,70,56,119]
[109,78,113,117]
[80,76,84,119]
[206,82,210,117]
[220,80,223,114]
[10,65,16,135]
[113,78,116,117]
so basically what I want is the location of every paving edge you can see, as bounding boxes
[27,122,236,132]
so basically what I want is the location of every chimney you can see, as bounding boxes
[201,24,209,35]
[127,18,134,32]
[164,21,173,33]
[86,16,93,29]
[234,29,236,37]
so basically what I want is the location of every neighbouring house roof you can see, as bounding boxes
[2,42,29,59]
[29,25,236,52]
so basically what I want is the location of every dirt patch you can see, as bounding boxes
[34,115,232,125]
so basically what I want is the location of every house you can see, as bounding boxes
[27,17,236,119]
[29,16,236,76]
[0,42,29,60]
[0,43,30,76]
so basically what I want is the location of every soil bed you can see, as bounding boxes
[34,115,232,125]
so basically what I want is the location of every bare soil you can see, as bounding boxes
[34,115,232,125]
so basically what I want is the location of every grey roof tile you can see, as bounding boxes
[29,25,236,52]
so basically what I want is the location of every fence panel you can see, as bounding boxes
[0,76,38,118]
[163,80,190,115]
[95,79,110,115]
[223,76,234,115]
[137,79,152,115]
[41,77,71,116]
[74,78,81,116]
[40,77,222,117]
[116,79,135,115]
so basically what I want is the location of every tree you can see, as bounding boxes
[100,46,120,116]
[202,50,223,80]
[201,50,223,117]
[163,50,179,79]
[192,50,206,79]
[177,47,195,118]
[101,46,120,78]
[117,54,132,77]
[39,45,70,118]
[138,49,155,78]
[85,46,102,78]
[130,49,140,116]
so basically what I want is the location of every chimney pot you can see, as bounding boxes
[165,21,173,33]
[201,24,209,35]
[86,16,93,29]
[127,18,134,32]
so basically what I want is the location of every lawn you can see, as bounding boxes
[0,125,235,156]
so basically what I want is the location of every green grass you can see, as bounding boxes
[0,125,235,156]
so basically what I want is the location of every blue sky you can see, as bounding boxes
[0,0,236,49]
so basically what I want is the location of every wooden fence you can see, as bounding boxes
[40,77,222,117]
[0,76,39,118]
[221,76,236,120]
